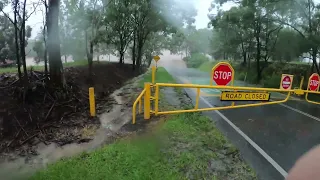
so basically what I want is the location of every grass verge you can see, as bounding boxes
[198,61,216,72]
[138,67,176,87]
[30,67,256,180]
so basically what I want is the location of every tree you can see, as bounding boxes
[106,0,133,64]
[0,0,33,85]
[33,37,45,64]
[47,0,65,85]
[276,0,320,74]
[210,0,283,82]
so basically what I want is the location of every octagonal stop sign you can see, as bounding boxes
[212,62,234,86]
[308,73,320,91]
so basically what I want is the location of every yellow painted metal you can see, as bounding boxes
[138,99,142,113]
[89,87,96,117]
[157,92,291,115]
[154,83,159,115]
[220,91,270,101]
[154,84,159,114]
[195,88,200,109]
[152,66,156,84]
[153,55,160,62]
[156,83,296,93]
[294,89,304,96]
[132,73,320,124]
[144,83,151,120]
[299,76,304,89]
[132,88,146,124]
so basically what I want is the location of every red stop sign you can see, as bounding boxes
[309,73,320,91]
[282,76,292,89]
[213,63,233,86]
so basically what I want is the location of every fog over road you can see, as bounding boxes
[157,51,320,180]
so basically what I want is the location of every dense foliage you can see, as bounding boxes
[0,0,198,87]
[207,0,320,83]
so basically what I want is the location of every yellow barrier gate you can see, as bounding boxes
[132,62,320,124]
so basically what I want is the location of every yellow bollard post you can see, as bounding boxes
[138,99,142,114]
[144,83,151,120]
[152,66,156,84]
[299,76,304,89]
[154,84,159,115]
[89,87,96,117]
[195,88,200,109]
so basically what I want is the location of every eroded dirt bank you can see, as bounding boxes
[0,63,145,179]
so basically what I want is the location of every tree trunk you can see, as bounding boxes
[47,0,64,86]
[13,1,22,83]
[256,36,262,84]
[43,1,48,80]
[20,0,28,86]
[64,55,67,63]
[132,30,136,70]
[86,41,93,82]
[119,52,124,64]
[136,43,143,70]
[312,48,320,74]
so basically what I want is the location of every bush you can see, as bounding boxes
[185,53,209,68]
[262,73,281,88]
[236,71,246,81]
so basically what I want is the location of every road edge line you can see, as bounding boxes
[199,96,288,178]
[274,101,320,122]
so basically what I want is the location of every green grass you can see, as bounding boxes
[197,61,216,72]
[31,112,256,180]
[197,60,237,72]
[30,67,256,180]
[138,67,176,87]
[0,60,90,74]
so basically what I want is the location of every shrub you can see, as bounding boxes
[262,73,281,88]
[185,53,209,68]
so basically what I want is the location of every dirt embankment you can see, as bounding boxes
[0,63,141,158]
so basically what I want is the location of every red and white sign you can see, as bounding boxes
[212,63,233,86]
[308,73,320,91]
[280,74,293,90]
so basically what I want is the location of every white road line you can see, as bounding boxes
[274,101,320,122]
[198,95,288,178]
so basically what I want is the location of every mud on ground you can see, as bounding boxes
[0,62,142,160]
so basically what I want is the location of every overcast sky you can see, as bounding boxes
[17,0,233,38]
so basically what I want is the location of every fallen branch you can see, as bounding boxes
[14,116,29,136]
[20,133,39,146]
[45,102,56,121]
[7,129,22,147]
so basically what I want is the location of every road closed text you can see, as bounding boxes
[220,91,270,101]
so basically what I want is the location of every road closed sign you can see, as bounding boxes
[211,62,234,86]
[280,74,293,90]
[220,91,270,101]
[308,73,320,91]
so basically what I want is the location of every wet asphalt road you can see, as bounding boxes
[162,65,320,180]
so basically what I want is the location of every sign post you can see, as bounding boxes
[210,62,234,86]
[153,55,160,68]
[280,74,293,90]
[308,73,320,91]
